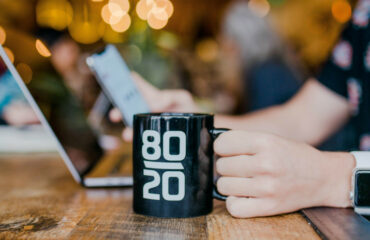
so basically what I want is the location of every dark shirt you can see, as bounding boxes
[318,0,370,151]
[244,60,301,112]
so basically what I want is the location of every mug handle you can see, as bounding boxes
[210,128,230,201]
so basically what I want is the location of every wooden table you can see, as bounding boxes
[0,154,320,240]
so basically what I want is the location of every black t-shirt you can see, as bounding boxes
[318,0,370,151]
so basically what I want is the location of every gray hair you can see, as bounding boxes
[222,1,283,68]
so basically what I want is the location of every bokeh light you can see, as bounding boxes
[101,0,131,33]
[16,63,33,84]
[101,4,113,24]
[3,47,14,63]
[151,4,169,21]
[35,39,52,58]
[69,21,104,44]
[36,0,73,30]
[157,31,179,50]
[147,11,168,29]
[332,0,351,23]
[110,13,131,32]
[136,0,174,29]
[136,0,154,20]
[108,3,126,24]
[109,0,130,13]
[248,0,270,17]
[195,39,219,62]
[155,0,174,18]
[0,26,6,45]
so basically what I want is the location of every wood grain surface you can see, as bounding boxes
[0,154,320,240]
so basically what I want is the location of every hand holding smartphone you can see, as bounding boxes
[86,45,150,127]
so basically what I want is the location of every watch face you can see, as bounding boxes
[355,171,370,207]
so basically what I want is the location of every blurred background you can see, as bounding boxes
[0,0,358,152]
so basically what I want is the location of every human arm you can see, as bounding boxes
[111,74,351,146]
[0,71,39,126]
[2,102,39,126]
[215,79,351,146]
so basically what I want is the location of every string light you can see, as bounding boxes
[332,0,351,23]
[136,0,174,30]
[3,47,14,63]
[0,26,6,45]
[248,0,270,18]
[35,39,52,58]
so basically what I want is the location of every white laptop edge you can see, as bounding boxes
[0,44,82,183]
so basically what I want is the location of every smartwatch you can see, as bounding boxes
[351,151,370,215]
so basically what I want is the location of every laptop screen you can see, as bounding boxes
[0,47,104,176]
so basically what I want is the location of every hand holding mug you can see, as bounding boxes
[215,130,354,218]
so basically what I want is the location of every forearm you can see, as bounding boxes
[215,80,351,146]
[215,105,292,137]
[215,103,340,146]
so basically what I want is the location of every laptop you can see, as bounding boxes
[0,45,133,187]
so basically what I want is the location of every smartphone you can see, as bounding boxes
[86,45,150,127]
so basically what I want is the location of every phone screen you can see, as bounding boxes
[87,45,150,126]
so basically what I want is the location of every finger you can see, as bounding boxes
[109,108,122,122]
[131,72,198,112]
[122,128,133,142]
[226,196,276,218]
[217,177,266,198]
[131,72,161,110]
[131,72,187,112]
[216,155,262,177]
[132,72,160,95]
[154,90,195,112]
[214,130,271,156]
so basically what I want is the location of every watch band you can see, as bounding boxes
[351,151,370,170]
[350,151,370,214]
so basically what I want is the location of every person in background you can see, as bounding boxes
[220,1,303,112]
[111,0,370,218]
[36,28,100,112]
[220,1,356,151]
[0,58,38,125]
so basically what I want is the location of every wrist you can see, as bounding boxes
[319,152,355,208]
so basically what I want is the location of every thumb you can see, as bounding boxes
[122,128,134,142]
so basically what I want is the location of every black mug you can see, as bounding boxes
[133,113,228,218]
